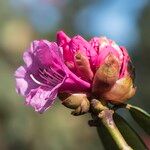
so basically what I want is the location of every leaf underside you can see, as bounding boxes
[114,113,147,150]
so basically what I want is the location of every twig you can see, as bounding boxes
[91,99,133,150]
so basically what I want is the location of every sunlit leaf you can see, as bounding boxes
[127,104,150,135]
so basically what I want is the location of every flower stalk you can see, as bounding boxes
[90,99,133,150]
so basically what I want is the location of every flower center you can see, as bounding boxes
[30,67,65,87]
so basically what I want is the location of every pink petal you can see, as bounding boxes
[57,30,71,46]
[26,76,66,113]
[15,66,39,96]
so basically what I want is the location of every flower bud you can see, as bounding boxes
[91,37,136,104]
[59,93,90,115]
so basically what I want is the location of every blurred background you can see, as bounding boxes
[0,0,150,149]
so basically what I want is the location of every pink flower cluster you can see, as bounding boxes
[15,31,136,113]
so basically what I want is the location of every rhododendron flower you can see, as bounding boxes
[90,37,136,103]
[15,31,136,113]
[15,40,91,113]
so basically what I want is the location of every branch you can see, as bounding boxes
[91,99,133,150]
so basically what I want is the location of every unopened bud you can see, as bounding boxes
[59,93,90,115]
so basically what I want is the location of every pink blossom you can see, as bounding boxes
[15,40,90,113]
[15,32,136,113]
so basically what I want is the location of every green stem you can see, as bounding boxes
[91,99,133,150]
[98,109,133,150]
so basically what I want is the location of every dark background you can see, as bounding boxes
[0,0,150,149]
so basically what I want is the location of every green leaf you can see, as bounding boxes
[114,113,147,150]
[127,104,150,135]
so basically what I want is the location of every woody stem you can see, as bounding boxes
[91,99,133,150]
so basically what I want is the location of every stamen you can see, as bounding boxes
[40,68,62,84]
[39,73,57,86]
[30,74,49,86]
[50,67,65,79]
[43,69,61,81]
[37,67,65,87]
